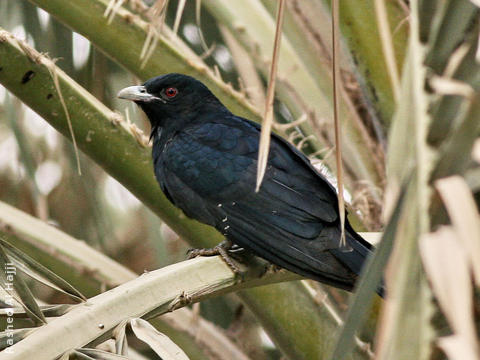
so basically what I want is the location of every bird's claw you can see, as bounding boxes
[187,240,242,275]
[187,247,219,258]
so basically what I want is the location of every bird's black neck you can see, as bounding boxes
[149,102,231,155]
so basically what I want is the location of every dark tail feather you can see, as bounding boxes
[331,228,385,298]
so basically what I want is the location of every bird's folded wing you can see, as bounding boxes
[173,120,339,214]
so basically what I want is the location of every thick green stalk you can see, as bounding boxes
[28,0,260,121]
[240,282,366,360]
[0,28,220,250]
[0,29,366,360]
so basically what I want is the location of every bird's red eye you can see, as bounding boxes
[165,87,178,98]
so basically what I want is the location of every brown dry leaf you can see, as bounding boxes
[438,335,479,360]
[470,0,480,8]
[173,0,187,34]
[331,0,347,248]
[429,76,475,99]
[74,348,129,359]
[104,0,126,24]
[256,0,285,191]
[112,320,128,355]
[435,176,480,286]
[130,318,190,360]
[420,227,479,358]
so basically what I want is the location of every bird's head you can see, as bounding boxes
[117,73,226,135]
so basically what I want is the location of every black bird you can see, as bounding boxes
[118,73,377,293]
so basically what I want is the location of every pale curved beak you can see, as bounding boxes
[117,85,155,102]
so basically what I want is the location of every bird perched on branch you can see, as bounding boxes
[118,73,379,295]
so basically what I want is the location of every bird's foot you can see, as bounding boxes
[187,240,242,275]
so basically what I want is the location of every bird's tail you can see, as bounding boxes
[331,226,385,297]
